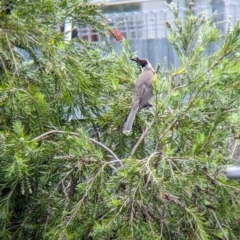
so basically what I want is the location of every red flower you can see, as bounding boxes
[109,28,124,41]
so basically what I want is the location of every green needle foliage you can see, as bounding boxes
[1,0,240,239]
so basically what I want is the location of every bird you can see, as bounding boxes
[123,57,155,134]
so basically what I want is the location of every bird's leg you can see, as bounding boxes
[141,103,153,110]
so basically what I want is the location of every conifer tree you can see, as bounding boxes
[1,1,240,239]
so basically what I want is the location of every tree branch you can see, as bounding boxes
[89,137,122,165]
[211,210,228,240]
[131,119,155,156]
[34,129,122,166]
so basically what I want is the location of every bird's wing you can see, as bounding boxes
[139,84,152,109]
[131,84,146,110]
[133,83,146,100]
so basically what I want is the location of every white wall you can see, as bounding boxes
[140,1,168,39]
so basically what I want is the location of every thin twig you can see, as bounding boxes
[158,115,180,141]
[34,129,122,166]
[211,210,228,240]
[103,159,123,166]
[6,33,18,74]
[0,56,8,76]
[66,165,105,226]
[49,168,75,199]
[139,152,159,184]
[89,137,121,164]
[173,84,187,91]
[131,118,155,156]
[34,130,62,141]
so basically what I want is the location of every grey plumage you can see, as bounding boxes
[123,57,155,134]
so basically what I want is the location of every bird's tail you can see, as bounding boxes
[123,107,138,134]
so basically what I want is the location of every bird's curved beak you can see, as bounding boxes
[130,58,138,62]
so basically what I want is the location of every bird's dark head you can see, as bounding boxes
[130,57,150,68]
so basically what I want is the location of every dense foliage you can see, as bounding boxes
[1,0,240,239]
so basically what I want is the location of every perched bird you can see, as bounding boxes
[123,57,155,134]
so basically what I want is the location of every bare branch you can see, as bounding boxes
[89,137,121,164]
[34,129,122,166]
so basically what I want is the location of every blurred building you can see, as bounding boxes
[73,0,240,66]
[76,0,240,41]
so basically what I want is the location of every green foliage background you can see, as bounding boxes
[1,0,240,239]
